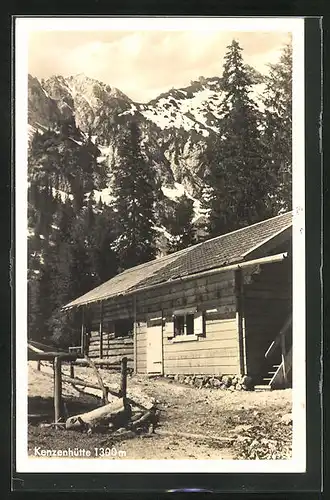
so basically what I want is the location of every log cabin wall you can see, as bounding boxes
[243,258,292,383]
[87,296,135,370]
[84,269,239,376]
[135,269,239,376]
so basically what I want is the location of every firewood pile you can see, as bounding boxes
[232,414,292,460]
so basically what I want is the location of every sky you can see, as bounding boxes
[28,30,291,103]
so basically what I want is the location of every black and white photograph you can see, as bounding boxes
[15,17,306,473]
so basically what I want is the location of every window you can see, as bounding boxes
[174,313,195,336]
[114,318,133,338]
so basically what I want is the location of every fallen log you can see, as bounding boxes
[65,398,132,430]
[155,429,234,444]
[130,407,159,433]
[130,410,154,429]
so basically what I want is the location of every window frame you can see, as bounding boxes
[170,308,205,342]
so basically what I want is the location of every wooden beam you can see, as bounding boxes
[54,356,62,423]
[235,269,246,376]
[120,357,128,401]
[281,334,287,384]
[133,295,137,374]
[74,357,133,366]
[81,306,86,355]
[61,373,120,398]
[99,302,104,359]
[29,351,79,361]
[83,355,109,404]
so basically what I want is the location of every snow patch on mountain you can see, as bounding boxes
[161,182,186,200]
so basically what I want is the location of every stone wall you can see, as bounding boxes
[163,373,254,391]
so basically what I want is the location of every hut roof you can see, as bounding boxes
[63,211,292,309]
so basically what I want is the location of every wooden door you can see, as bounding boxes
[147,324,163,374]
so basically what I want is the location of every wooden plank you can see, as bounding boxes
[99,302,104,358]
[205,318,237,333]
[163,335,237,350]
[54,357,62,423]
[164,347,238,361]
[163,356,238,368]
[164,336,237,352]
[81,307,86,355]
[119,357,128,400]
[163,364,237,374]
[88,348,134,357]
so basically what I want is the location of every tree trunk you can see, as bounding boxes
[65,399,131,430]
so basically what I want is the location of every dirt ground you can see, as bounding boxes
[27,362,292,460]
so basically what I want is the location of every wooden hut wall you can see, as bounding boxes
[243,259,292,381]
[135,321,147,373]
[87,296,134,369]
[135,270,239,375]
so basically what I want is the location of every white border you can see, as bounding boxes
[15,17,306,474]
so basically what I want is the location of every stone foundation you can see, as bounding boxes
[164,373,254,391]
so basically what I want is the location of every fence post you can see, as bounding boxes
[120,357,128,401]
[54,356,62,423]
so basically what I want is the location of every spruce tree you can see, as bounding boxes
[111,120,156,270]
[262,43,292,211]
[90,204,119,282]
[27,119,106,344]
[167,194,196,253]
[202,40,273,238]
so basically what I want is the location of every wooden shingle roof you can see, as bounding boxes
[63,211,292,309]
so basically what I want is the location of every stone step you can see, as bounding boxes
[254,385,272,392]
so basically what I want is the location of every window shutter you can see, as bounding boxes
[194,312,204,336]
[164,318,174,339]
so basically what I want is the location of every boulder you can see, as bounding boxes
[240,375,254,390]
[212,378,222,389]
[222,376,232,387]
[194,378,204,389]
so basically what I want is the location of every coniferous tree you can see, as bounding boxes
[27,119,106,344]
[111,120,156,270]
[262,43,292,211]
[166,194,196,253]
[202,40,274,238]
[90,204,119,282]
